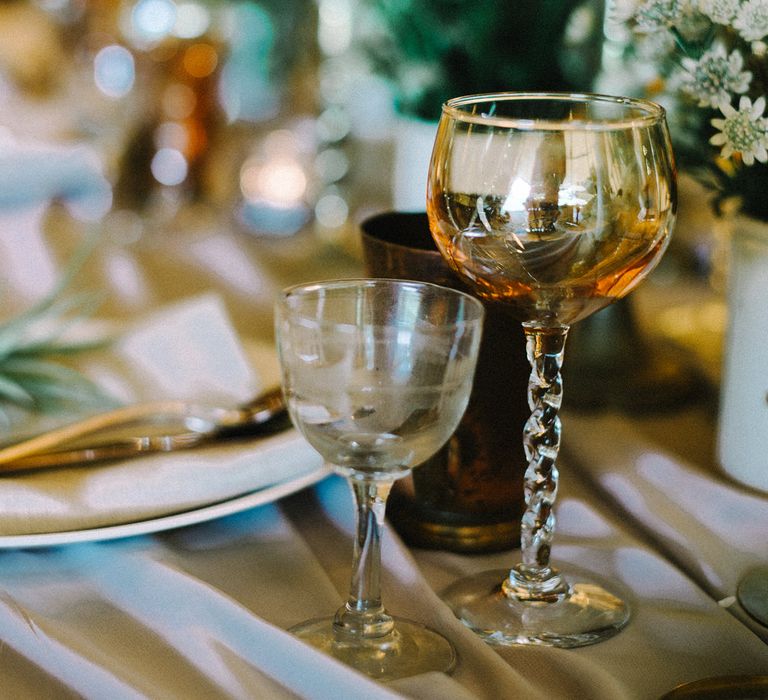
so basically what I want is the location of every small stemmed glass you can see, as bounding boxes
[275,278,483,680]
[427,92,677,647]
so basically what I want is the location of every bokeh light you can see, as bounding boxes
[240,156,307,206]
[93,45,135,98]
[182,42,218,78]
[173,2,210,39]
[151,147,188,186]
[314,192,348,228]
[129,0,177,44]
[314,148,348,183]
[317,0,353,56]
[315,106,350,143]
[217,3,278,122]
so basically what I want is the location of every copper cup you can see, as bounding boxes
[360,212,529,552]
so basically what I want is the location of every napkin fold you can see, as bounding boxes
[0,294,323,537]
[562,411,768,640]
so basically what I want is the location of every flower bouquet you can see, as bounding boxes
[619,0,768,491]
[619,0,768,221]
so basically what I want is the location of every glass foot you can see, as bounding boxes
[442,567,629,648]
[737,566,768,626]
[289,616,457,681]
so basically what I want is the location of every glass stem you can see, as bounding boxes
[333,477,395,640]
[504,324,570,602]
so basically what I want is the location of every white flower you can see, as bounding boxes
[636,0,711,40]
[635,27,677,60]
[635,0,688,29]
[678,45,751,107]
[734,0,768,41]
[710,96,768,165]
[697,0,741,24]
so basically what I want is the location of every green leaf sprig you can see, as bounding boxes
[0,235,113,425]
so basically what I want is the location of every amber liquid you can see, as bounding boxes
[428,192,672,326]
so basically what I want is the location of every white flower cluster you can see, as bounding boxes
[632,0,768,165]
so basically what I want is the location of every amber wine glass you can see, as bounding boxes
[427,92,676,647]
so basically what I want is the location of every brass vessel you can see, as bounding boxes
[361,212,529,552]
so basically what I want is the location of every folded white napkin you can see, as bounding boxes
[562,411,768,639]
[0,294,323,537]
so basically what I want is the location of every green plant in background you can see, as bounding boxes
[360,0,605,121]
[0,239,112,427]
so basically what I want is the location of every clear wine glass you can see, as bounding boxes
[275,278,483,679]
[427,92,676,647]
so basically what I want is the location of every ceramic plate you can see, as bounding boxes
[0,465,329,549]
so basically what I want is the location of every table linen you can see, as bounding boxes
[564,409,768,643]
[0,456,765,699]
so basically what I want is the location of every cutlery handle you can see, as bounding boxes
[0,400,220,467]
[0,432,206,472]
[0,387,289,473]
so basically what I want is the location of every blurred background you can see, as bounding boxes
[0,0,722,393]
[0,0,607,240]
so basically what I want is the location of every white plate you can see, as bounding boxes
[0,465,329,549]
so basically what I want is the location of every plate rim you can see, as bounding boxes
[0,465,330,549]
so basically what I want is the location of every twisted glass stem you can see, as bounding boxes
[504,325,570,602]
[333,477,395,639]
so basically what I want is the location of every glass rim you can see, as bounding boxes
[278,277,485,324]
[442,91,666,131]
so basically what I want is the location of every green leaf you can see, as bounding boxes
[0,374,34,407]
[0,228,115,417]
[11,336,112,358]
[0,292,107,360]
[0,357,114,409]
[0,226,100,338]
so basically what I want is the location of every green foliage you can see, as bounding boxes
[0,239,112,424]
[361,0,605,121]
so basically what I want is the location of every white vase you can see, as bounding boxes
[391,117,437,212]
[717,215,768,492]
